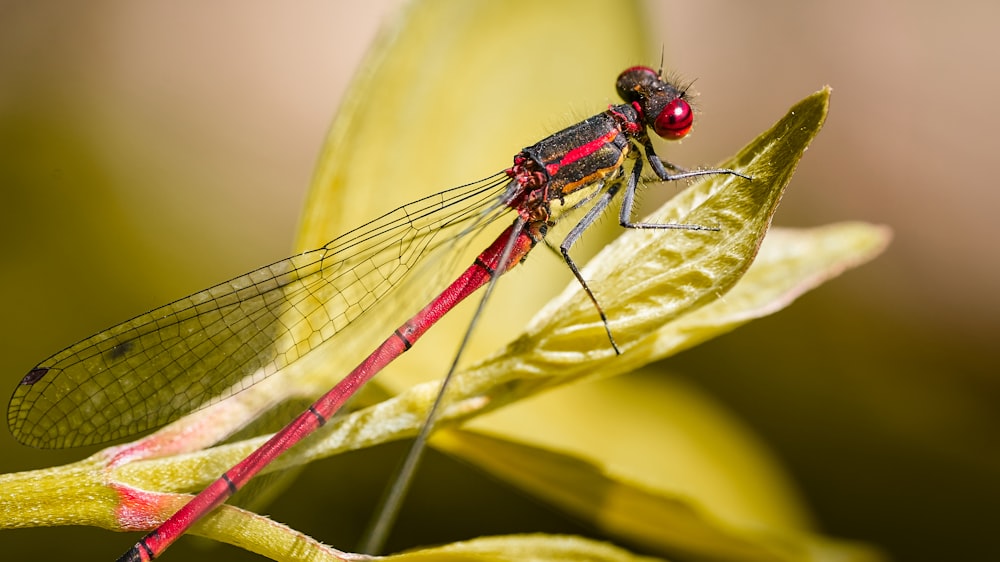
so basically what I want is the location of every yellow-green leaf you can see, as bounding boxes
[435,430,881,562]
[387,534,666,562]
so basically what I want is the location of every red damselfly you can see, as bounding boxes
[8,66,747,560]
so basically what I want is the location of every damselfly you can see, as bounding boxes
[8,65,747,560]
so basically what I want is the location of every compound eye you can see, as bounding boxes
[653,97,693,140]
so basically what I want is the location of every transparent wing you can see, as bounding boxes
[8,173,512,448]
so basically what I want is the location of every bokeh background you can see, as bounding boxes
[1,1,996,561]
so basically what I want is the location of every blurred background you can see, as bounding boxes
[1,1,996,561]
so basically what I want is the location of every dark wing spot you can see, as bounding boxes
[106,340,134,361]
[20,367,49,385]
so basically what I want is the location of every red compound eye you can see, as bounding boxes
[653,98,693,140]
